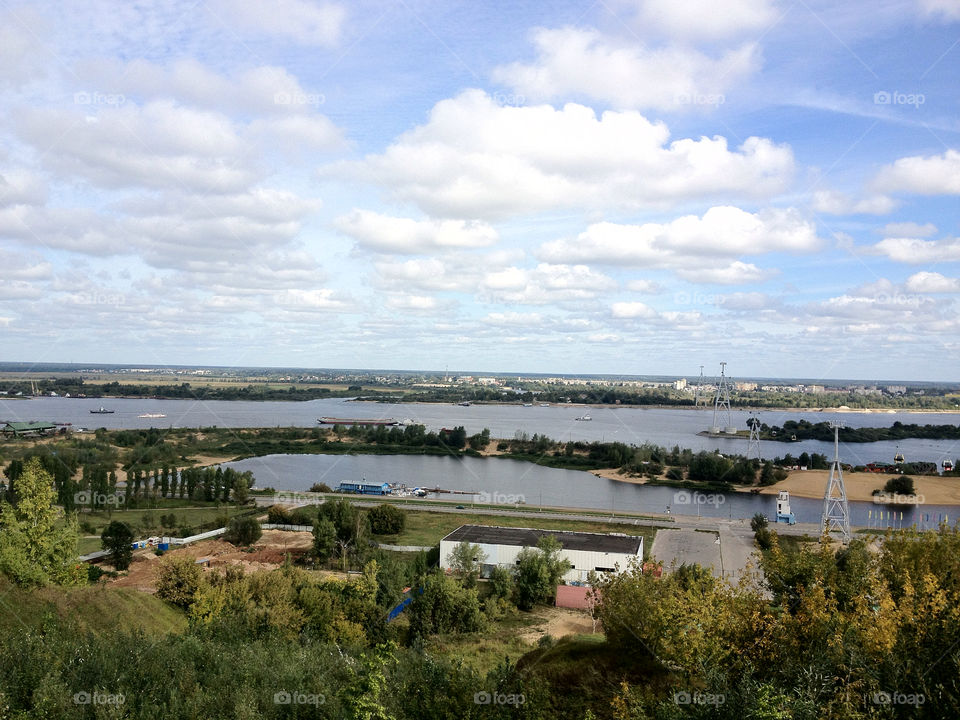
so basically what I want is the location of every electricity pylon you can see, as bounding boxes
[821,422,851,542]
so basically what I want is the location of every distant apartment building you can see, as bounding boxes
[674,378,687,391]
[735,382,757,391]
[886,385,907,395]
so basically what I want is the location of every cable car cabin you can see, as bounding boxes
[336,481,390,495]
[894,451,905,464]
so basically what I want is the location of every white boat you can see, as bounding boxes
[575,414,592,421]
[138,413,166,419]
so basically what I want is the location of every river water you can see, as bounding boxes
[4,395,959,467]
[224,453,956,529]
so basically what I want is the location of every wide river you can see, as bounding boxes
[4,395,959,467]
[224,453,955,529]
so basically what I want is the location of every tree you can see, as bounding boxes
[101,521,134,570]
[368,504,406,535]
[224,516,262,546]
[408,570,484,637]
[512,536,567,611]
[884,475,915,495]
[751,513,769,533]
[310,482,333,493]
[156,554,203,609]
[0,458,84,587]
[312,518,337,564]
[446,541,487,588]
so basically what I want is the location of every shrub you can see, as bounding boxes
[884,475,916,495]
[755,527,774,550]
[224,516,262,546]
[156,555,203,608]
[309,483,333,493]
[267,505,292,525]
[665,466,684,481]
[750,513,769,533]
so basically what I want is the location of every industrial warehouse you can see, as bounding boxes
[440,525,643,584]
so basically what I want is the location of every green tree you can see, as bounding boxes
[100,520,134,570]
[368,504,406,535]
[0,458,84,587]
[884,475,915,495]
[224,516,262,546]
[408,570,484,636]
[512,536,567,611]
[445,541,487,588]
[312,518,337,564]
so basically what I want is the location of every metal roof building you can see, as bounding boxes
[440,524,643,584]
[2,421,58,437]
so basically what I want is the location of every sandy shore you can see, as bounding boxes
[757,469,960,505]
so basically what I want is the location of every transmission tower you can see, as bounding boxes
[747,417,762,461]
[711,362,733,433]
[693,365,705,407]
[821,422,851,542]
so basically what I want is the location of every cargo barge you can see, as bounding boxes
[318,417,398,426]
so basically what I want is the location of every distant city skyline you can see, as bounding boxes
[1,1,958,380]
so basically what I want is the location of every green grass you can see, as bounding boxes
[0,576,187,636]
[375,509,658,559]
[71,504,255,536]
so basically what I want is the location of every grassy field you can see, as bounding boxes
[0,576,187,636]
[376,509,658,558]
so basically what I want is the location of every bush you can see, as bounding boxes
[156,555,203,608]
[224,516,262,546]
[87,565,105,583]
[755,527,774,550]
[666,466,684,481]
[884,475,916,495]
[368,504,406,535]
[310,482,333,493]
[79,521,97,535]
[267,505,292,525]
[751,513,769,533]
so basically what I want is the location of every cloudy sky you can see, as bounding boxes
[1,0,959,380]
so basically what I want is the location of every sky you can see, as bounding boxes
[1,0,959,381]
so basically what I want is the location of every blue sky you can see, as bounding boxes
[1,0,959,380]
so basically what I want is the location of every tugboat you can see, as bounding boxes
[90,406,114,414]
[574,414,592,421]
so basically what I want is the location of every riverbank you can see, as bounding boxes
[758,469,960,505]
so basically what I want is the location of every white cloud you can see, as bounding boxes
[918,0,960,20]
[385,293,442,313]
[481,263,616,304]
[209,0,346,46]
[626,279,662,293]
[872,149,960,195]
[15,101,258,193]
[0,8,48,87]
[611,301,657,319]
[335,90,794,219]
[492,27,757,111]
[336,210,498,254]
[246,115,346,154]
[676,261,774,284]
[632,0,778,40]
[539,206,819,279]
[870,236,960,263]
[811,190,897,215]
[905,271,960,293]
[0,170,46,208]
[879,221,937,237]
